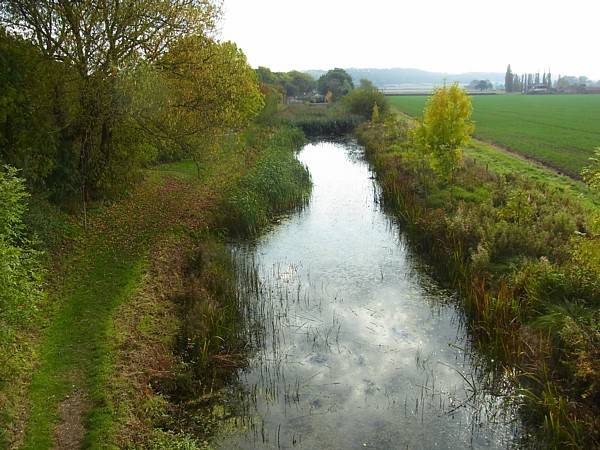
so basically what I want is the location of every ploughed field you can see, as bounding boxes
[389,94,600,177]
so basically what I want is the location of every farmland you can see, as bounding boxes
[389,94,600,177]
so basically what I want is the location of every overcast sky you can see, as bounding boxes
[221,0,600,79]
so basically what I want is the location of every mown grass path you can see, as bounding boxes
[23,250,143,449]
[19,157,239,449]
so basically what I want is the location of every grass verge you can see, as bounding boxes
[5,125,310,449]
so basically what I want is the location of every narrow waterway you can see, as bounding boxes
[217,141,522,449]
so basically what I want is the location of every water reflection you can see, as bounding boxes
[216,141,521,449]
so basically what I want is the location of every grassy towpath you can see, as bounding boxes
[389,105,600,209]
[19,152,244,449]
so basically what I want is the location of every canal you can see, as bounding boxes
[216,140,521,449]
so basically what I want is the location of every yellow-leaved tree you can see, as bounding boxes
[582,148,600,190]
[414,83,474,178]
[371,103,380,123]
[134,35,264,173]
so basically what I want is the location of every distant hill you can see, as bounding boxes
[305,68,505,87]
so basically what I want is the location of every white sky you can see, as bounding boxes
[221,0,600,80]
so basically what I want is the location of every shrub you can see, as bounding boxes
[0,165,44,387]
[581,147,600,190]
[343,79,389,119]
[413,83,474,177]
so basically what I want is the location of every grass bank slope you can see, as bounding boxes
[389,94,600,177]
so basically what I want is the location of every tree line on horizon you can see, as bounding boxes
[505,64,553,92]
[505,64,600,93]
[255,66,357,102]
[255,66,388,120]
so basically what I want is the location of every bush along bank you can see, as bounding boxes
[274,103,363,137]
[357,111,600,448]
[104,125,312,449]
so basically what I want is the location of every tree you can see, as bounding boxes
[505,64,513,92]
[285,71,316,97]
[0,0,221,214]
[343,78,388,119]
[317,68,354,100]
[254,68,315,100]
[256,66,278,85]
[134,35,264,174]
[471,79,492,91]
[512,73,521,92]
[414,83,474,177]
[0,29,68,191]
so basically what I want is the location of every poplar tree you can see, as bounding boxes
[505,64,514,92]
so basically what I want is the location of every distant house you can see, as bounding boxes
[309,94,326,103]
[527,84,552,94]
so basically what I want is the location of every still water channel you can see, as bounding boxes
[216,141,522,449]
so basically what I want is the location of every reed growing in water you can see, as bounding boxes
[147,124,312,447]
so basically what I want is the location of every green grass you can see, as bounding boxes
[154,160,201,180]
[21,163,204,448]
[23,249,143,449]
[389,94,600,177]
[465,141,600,209]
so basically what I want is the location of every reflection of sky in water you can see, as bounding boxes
[216,142,521,449]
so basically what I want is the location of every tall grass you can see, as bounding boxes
[357,116,600,448]
[275,103,362,137]
[144,124,313,447]
[222,126,311,235]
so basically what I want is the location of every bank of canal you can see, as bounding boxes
[216,140,522,449]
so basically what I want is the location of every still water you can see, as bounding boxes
[216,141,521,449]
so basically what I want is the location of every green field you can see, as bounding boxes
[389,94,600,177]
